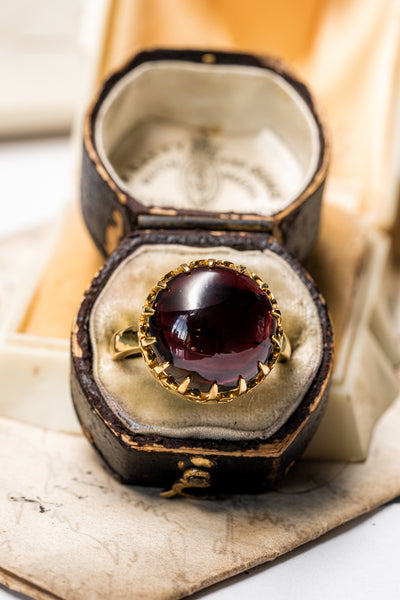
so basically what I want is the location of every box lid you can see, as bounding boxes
[82,48,329,261]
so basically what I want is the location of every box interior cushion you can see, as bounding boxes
[95,61,320,216]
[89,244,323,440]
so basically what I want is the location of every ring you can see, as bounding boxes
[110,259,291,403]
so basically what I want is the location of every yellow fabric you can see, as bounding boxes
[20,206,103,338]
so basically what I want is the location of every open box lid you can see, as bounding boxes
[82,48,329,261]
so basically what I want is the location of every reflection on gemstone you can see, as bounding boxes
[148,265,276,392]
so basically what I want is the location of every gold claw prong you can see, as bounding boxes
[141,336,157,348]
[238,265,247,273]
[251,274,262,285]
[258,361,271,377]
[271,310,281,319]
[154,361,170,374]
[156,281,167,289]
[142,306,155,316]
[178,376,191,394]
[238,377,247,395]
[278,333,292,362]
[271,335,281,349]
[207,258,216,267]
[207,383,219,400]
[180,263,190,273]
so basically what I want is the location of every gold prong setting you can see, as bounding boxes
[153,361,170,374]
[137,259,285,404]
[207,383,219,401]
[177,376,191,394]
[140,336,157,348]
[238,377,247,395]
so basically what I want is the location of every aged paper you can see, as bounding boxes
[1,398,400,600]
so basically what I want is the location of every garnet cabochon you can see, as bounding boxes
[147,265,277,392]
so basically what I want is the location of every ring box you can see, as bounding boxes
[70,47,336,495]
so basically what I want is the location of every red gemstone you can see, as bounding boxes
[148,265,277,392]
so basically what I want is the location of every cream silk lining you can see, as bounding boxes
[95,61,320,216]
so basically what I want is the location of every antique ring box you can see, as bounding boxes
[72,48,334,495]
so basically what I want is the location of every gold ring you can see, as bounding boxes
[111,259,291,403]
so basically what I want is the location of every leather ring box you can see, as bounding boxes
[70,230,334,495]
[73,48,337,496]
[81,48,329,262]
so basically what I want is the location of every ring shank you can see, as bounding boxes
[278,333,291,362]
[112,327,292,363]
[111,327,141,360]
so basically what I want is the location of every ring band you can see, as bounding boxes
[111,329,292,364]
[111,259,291,403]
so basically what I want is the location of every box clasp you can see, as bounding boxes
[160,457,215,499]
